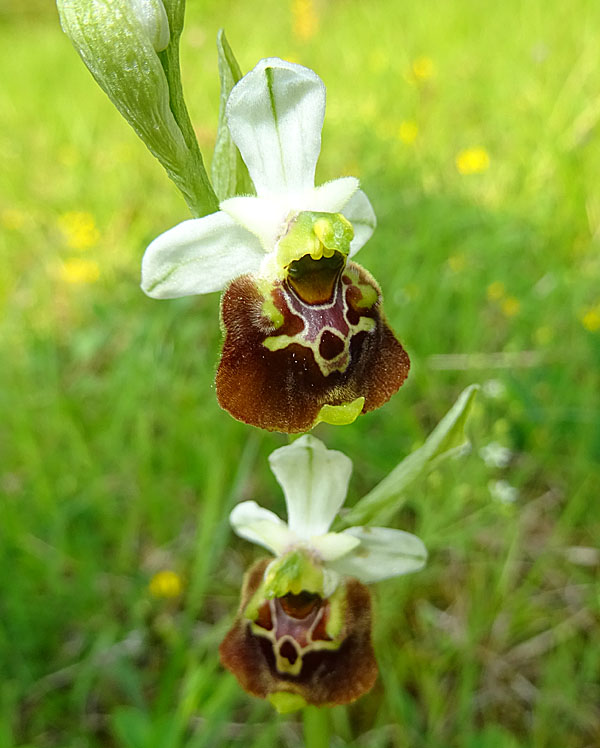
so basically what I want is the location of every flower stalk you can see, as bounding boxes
[303,706,331,748]
[155,3,218,215]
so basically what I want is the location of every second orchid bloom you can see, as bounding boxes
[141,58,410,432]
[219,436,427,710]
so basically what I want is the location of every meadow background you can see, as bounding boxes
[1,0,599,746]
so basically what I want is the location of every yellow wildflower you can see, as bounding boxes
[60,258,100,284]
[291,0,318,41]
[580,307,600,332]
[447,253,466,272]
[398,120,419,144]
[58,211,100,250]
[456,147,490,175]
[149,570,183,599]
[412,56,435,81]
[501,296,520,317]
[487,281,505,301]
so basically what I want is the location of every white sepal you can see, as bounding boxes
[305,177,359,213]
[226,58,326,197]
[220,196,289,251]
[268,435,352,539]
[229,501,296,556]
[141,212,264,298]
[329,526,428,583]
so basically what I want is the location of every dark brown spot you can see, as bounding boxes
[279,640,299,665]
[319,330,345,360]
[255,601,273,631]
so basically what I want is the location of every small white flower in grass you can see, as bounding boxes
[479,441,512,468]
[483,378,507,400]
[488,479,518,504]
[230,435,428,596]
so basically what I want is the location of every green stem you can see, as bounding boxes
[159,33,219,217]
[302,706,331,748]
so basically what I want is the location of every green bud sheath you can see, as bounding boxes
[57,0,218,216]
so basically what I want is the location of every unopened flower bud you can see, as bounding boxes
[131,0,170,52]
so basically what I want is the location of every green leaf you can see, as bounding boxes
[211,29,254,200]
[342,384,479,527]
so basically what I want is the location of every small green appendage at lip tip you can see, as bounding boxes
[268,691,307,714]
[315,397,365,427]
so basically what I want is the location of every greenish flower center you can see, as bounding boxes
[276,211,354,303]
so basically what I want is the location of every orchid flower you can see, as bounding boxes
[142,58,410,433]
[219,436,427,711]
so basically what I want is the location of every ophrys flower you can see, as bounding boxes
[219,436,427,709]
[142,58,410,432]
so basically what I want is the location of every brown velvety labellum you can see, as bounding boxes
[216,261,410,433]
[219,559,378,707]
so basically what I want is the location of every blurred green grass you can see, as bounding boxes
[1,0,599,746]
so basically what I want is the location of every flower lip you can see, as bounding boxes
[219,558,379,708]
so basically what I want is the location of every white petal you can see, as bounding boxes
[226,57,325,197]
[328,527,427,583]
[141,212,264,298]
[229,501,296,556]
[342,189,377,257]
[220,195,289,251]
[304,177,359,213]
[268,435,352,539]
[311,532,360,561]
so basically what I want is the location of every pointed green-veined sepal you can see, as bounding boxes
[212,30,254,200]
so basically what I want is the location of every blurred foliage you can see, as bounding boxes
[0,0,599,746]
